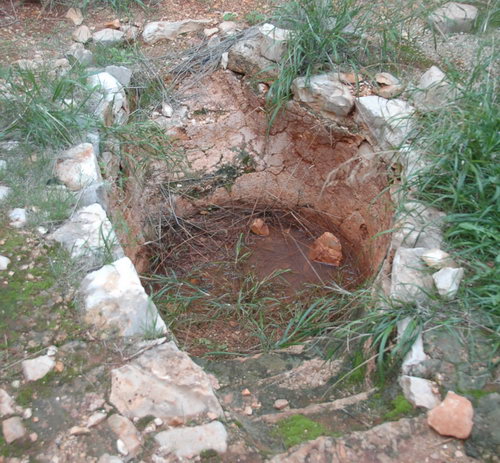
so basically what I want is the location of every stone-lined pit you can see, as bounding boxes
[128,70,394,354]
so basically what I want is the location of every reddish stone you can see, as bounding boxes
[250,218,270,236]
[427,391,473,439]
[308,232,343,266]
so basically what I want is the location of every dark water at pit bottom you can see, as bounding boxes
[245,226,361,291]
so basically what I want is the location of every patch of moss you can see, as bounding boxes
[16,385,36,407]
[274,414,330,448]
[383,395,413,421]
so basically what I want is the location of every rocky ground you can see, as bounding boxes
[0,0,499,462]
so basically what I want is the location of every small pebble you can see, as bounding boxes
[243,406,253,416]
[241,388,251,396]
[273,399,289,410]
[69,426,90,436]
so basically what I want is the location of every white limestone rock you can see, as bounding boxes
[8,208,27,228]
[107,414,141,457]
[414,66,457,111]
[87,411,107,428]
[227,36,278,80]
[392,201,445,250]
[0,185,10,202]
[143,19,211,44]
[80,256,166,337]
[66,43,94,66]
[109,342,223,423]
[421,249,455,269]
[2,416,26,444]
[398,318,427,374]
[218,21,238,35]
[72,25,92,44]
[88,72,128,126]
[120,24,140,42]
[76,181,109,211]
[432,267,464,299]
[204,27,219,37]
[93,29,125,46]
[373,72,405,99]
[54,143,101,191]
[391,247,434,305]
[258,23,290,62]
[430,2,478,34]
[104,65,132,87]
[355,96,415,149]
[48,203,122,261]
[65,7,83,26]
[0,389,16,417]
[400,375,441,409]
[0,256,11,271]
[154,421,228,458]
[22,355,55,382]
[292,73,354,117]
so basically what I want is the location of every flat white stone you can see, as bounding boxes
[66,43,94,66]
[292,73,354,117]
[93,29,125,46]
[391,247,434,304]
[219,21,238,35]
[88,72,128,125]
[355,96,414,149]
[8,208,27,228]
[398,318,427,374]
[154,421,227,458]
[414,66,457,111]
[121,25,140,42]
[430,2,478,34]
[55,143,101,191]
[72,25,92,44]
[400,375,441,409]
[432,267,464,299]
[49,203,122,261]
[65,7,83,26]
[109,342,223,422]
[80,257,166,337]
[0,185,10,202]
[258,23,290,62]
[107,414,141,457]
[2,416,26,444]
[0,255,10,271]
[22,355,55,382]
[0,389,16,417]
[421,249,454,269]
[104,65,132,87]
[392,201,445,249]
[143,20,211,44]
